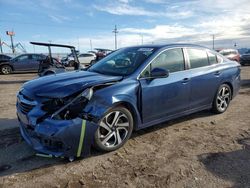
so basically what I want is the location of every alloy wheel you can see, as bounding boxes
[1,66,11,74]
[216,86,231,112]
[97,111,130,149]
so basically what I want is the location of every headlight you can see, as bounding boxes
[51,88,93,119]
[81,88,93,100]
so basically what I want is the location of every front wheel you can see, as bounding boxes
[1,65,12,75]
[69,60,75,67]
[212,84,232,114]
[94,107,134,152]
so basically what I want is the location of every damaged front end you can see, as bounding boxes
[16,85,110,159]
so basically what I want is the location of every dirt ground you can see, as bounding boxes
[0,67,250,188]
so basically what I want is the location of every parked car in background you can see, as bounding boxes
[0,53,46,74]
[240,49,250,66]
[16,44,240,160]
[219,49,240,62]
[78,53,96,66]
[0,54,12,62]
[94,48,113,61]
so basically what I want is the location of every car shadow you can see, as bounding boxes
[198,137,250,188]
[0,118,65,177]
[241,79,250,88]
[131,109,214,139]
[0,80,30,84]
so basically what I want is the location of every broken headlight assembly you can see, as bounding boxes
[47,88,93,120]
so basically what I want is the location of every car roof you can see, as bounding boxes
[126,43,209,50]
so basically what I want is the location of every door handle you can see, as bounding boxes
[182,78,190,84]
[214,71,221,76]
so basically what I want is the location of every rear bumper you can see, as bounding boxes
[17,111,98,158]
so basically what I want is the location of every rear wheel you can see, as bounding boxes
[94,107,133,152]
[1,65,12,75]
[212,84,232,114]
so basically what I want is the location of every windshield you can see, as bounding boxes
[88,47,157,76]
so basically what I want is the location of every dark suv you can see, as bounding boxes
[0,53,46,74]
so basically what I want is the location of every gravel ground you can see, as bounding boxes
[0,67,249,188]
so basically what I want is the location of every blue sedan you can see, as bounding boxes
[16,44,241,160]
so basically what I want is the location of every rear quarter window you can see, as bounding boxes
[217,54,223,63]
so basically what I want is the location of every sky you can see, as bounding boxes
[0,0,250,53]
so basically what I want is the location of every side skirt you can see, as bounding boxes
[137,104,212,130]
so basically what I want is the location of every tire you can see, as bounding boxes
[1,65,12,75]
[69,60,75,67]
[94,106,134,152]
[212,84,232,114]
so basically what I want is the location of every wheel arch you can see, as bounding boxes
[0,63,14,71]
[112,101,140,130]
[222,81,233,99]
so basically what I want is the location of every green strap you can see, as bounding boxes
[36,153,53,158]
[77,120,86,157]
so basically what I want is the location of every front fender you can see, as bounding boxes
[83,80,142,128]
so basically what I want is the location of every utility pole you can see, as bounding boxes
[77,37,80,51]
[141,34,144,45]
[6,31,15,53]
[112,25,118,50]
[0,38,3,53]
[90,39,92,51]
[212,34,215,50]
[33,44,35,53]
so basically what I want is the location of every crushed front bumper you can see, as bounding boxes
[17,110,98,158]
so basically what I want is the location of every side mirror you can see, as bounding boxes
[150,67,169,78]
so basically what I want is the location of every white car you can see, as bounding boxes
[78,53,96,66]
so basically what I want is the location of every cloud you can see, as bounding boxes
[94,1,193,19]
[48,15,71,23]
[94,3,158,16]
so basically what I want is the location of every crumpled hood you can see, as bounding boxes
[23,70,122,98]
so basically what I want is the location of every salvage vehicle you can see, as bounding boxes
[219,49,240,62]
[16,44,241,160]
[240,49,250,66]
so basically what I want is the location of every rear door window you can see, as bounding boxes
[187,48,209,68]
